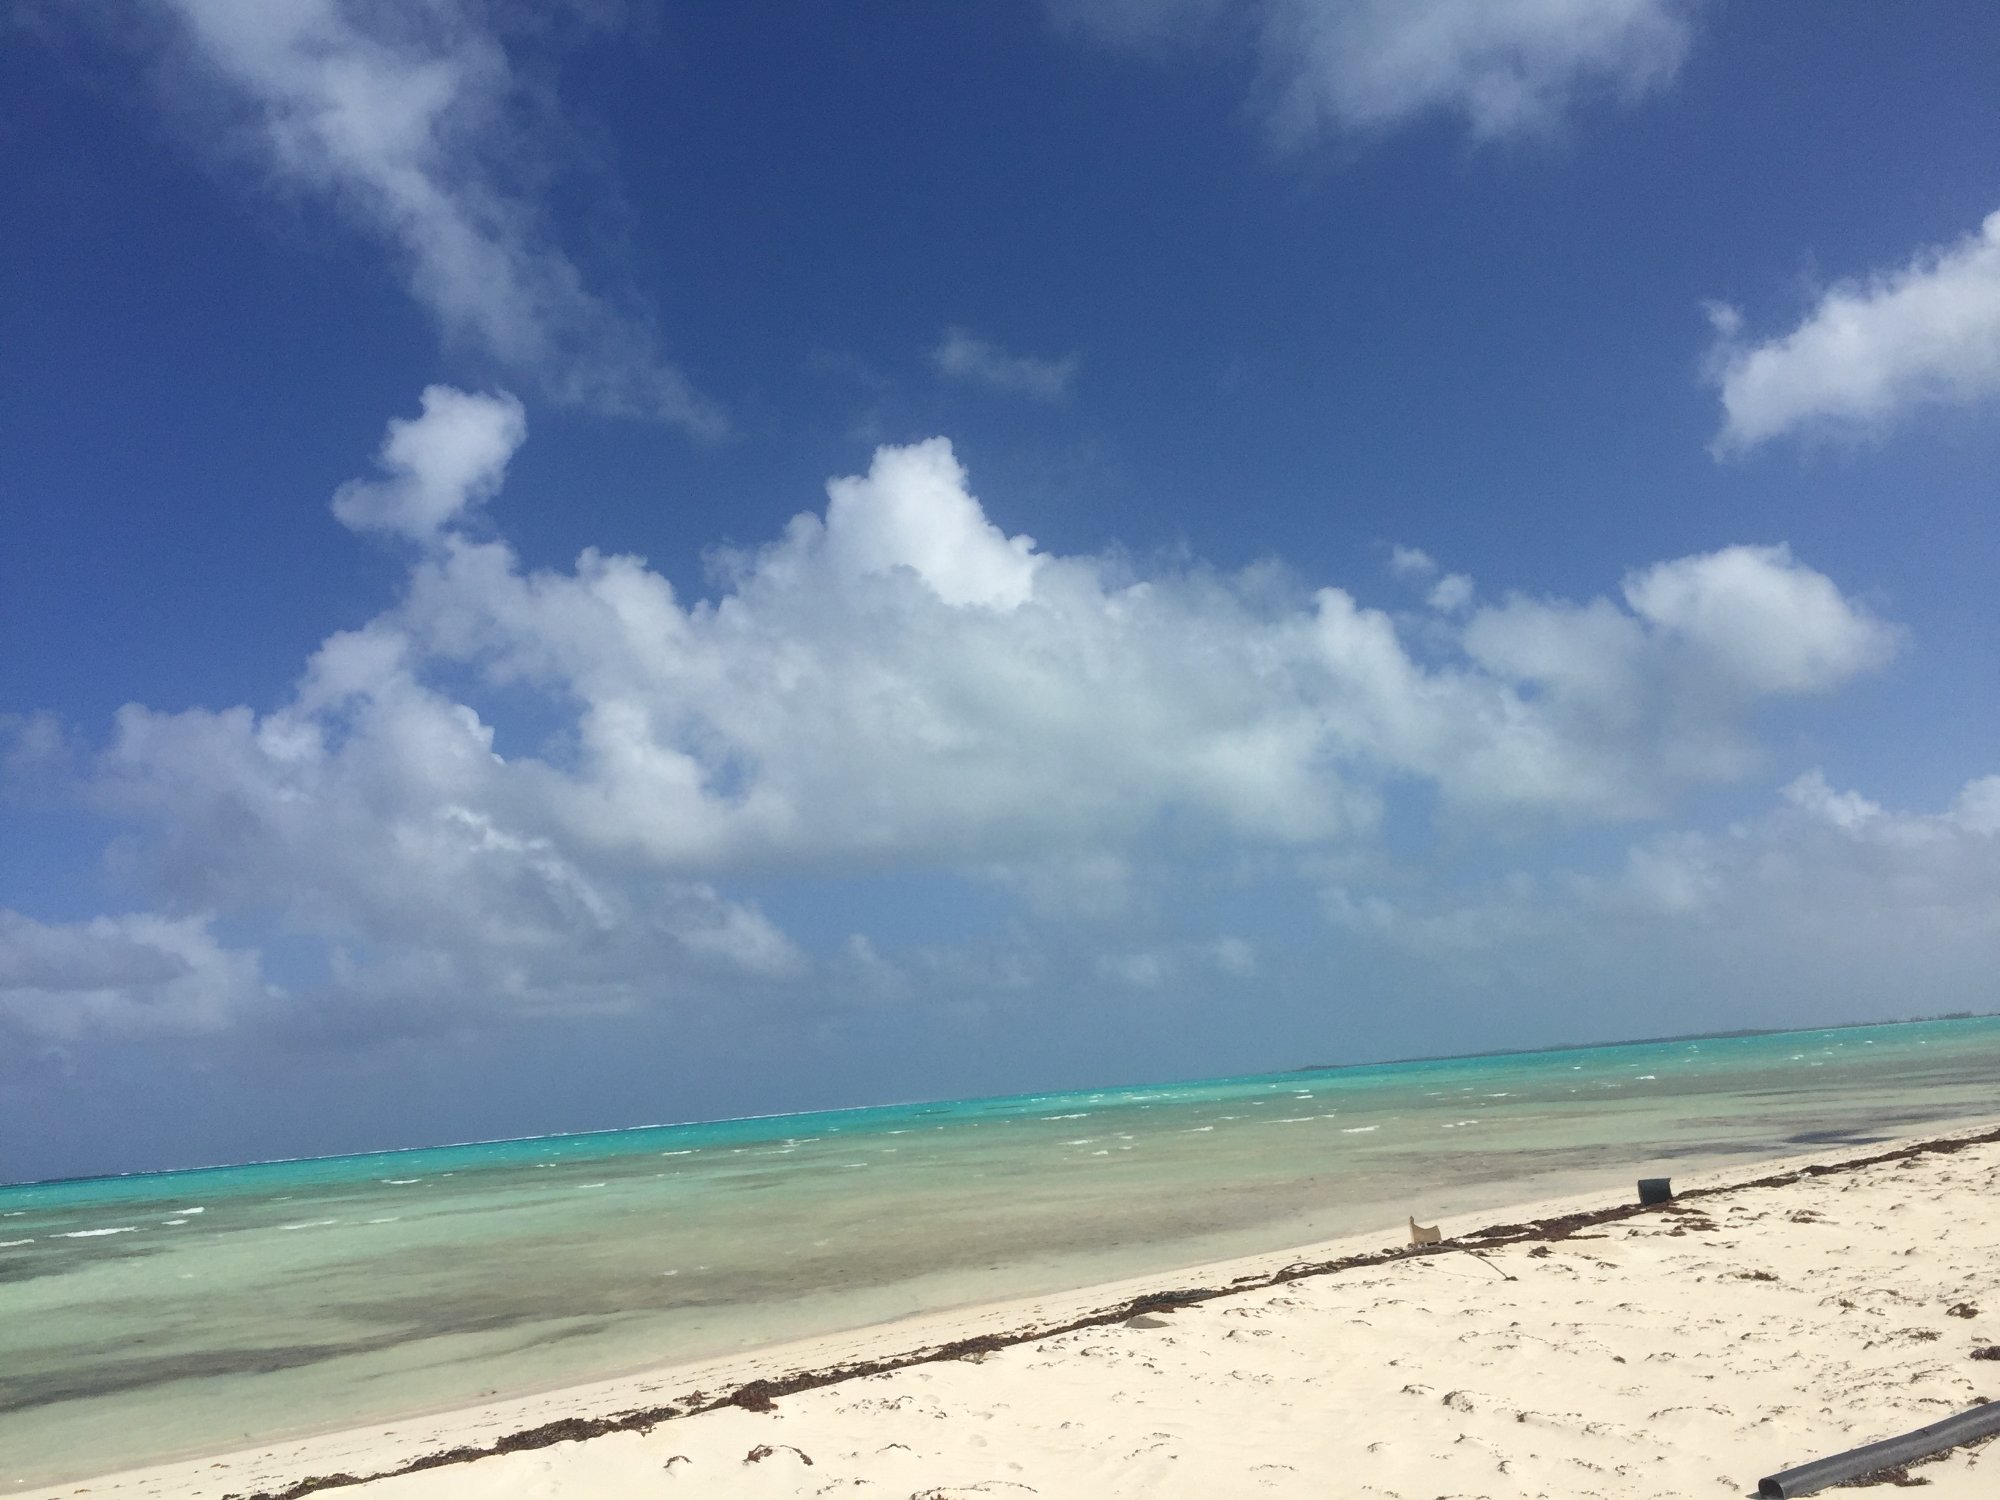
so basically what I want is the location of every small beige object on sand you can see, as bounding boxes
[1407,1214,1443,1246]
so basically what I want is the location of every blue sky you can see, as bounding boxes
[4,0,1998,1181]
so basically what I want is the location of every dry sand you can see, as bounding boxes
[30,1124,2000,1500]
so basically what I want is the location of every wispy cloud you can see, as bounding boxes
[156,0,723,434]
[1709,208,2000,452]
[932,327,1080,401]
[1053,0,1696,146]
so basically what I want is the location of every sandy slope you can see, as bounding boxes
[31,1126,2000,1500]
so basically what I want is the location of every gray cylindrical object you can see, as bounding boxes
[1758,1401,2000,1497]
[1637,1177,1673,1205]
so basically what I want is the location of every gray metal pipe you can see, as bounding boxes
[1758,1400,2000,1497]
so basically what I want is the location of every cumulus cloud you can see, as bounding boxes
[331,385,526,540]
[932,327,1079,401]
[820,438,1044,608]
[156,0,721,432]
[0,911,273,1042]
[39,391,1901,1039]
[1056,0,1696,145]
[1710,208,2000,451]
[1456,545,1897,802]
[1620,545,1901,695]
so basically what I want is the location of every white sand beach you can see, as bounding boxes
[26,1124,1999,1500]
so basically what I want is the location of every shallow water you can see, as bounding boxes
[3,1015,1998,1486]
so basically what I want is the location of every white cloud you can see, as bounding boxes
[46,392,1902,1035]
[1621,544,1901,696]
[1955,776,2000,836]
[820,438,1043,608]
[932,328,1079,401]
[1056,0,1695,145]
[331,386,526,540]
[0,911,273,1042]
[1780,768,1882,833]
[1711,208,2000,450]
[1605,771,2000,964]
[1389,547,1472,610]
[158,0,721,432]
[1388,544,1437,579]
[661,888,810,982]
[1456,545,1897,802]
[1426,573,1474,612]
[1324,770,2000,1019]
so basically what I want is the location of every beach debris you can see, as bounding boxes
[1637,1177,1674,1205]
[1756,1399,2000,1496]
[1461,1248,1516,1281]
[1971,1345,2000,1361]
[1655,1204,1719,1235]
[1124,1313,1172,1329]
[743,1443,813,1466]
[1946,1302,1978,1318]
[728,1379,781,1412]
[490,1418,613,1455]
[220,1478,360,1500]
[402,1445,487,1471]
[1407,1216,1443,1247]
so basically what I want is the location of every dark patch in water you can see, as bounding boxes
[0,1257,66,1286]
[1786,1130,1892,1147]
[0,1339,402,1416]
[0,1240,165,1286]
[0,1312,627,1417]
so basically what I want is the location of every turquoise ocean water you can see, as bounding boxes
[4,1015,1999,1487]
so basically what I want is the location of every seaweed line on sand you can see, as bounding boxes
[223,1122,2000,1500]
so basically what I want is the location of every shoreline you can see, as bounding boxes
[14,1011,1991,1193]
[24,1115,2000,1500]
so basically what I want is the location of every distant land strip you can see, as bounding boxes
[1289,1009,1997,1074]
